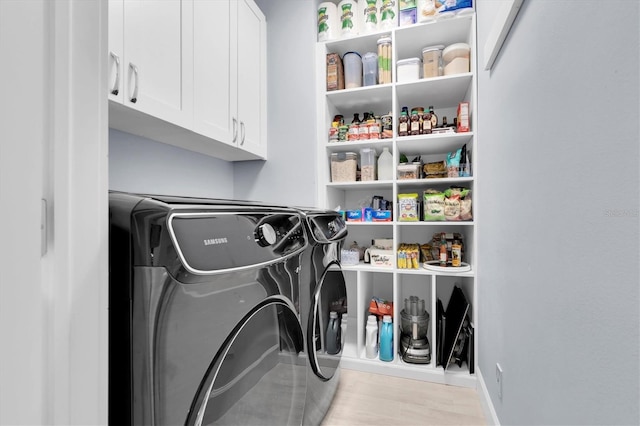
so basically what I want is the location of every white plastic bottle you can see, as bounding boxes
[365,315,378,359]
[377,146,393,180]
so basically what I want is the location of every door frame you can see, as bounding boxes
[0,1,109,424]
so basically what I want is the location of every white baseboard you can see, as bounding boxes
[476,367,500,426]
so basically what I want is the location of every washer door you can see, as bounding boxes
[186,296,305,426]
[307,260,347,381]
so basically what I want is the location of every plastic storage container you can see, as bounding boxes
[325,311,341,355]
[397,163,422,180]
[362,52,378,86]
[377,147,393,180]
[422,45,444,78]
[379,315,394,361]
[343,52,362,89]
[331,152,357,182]
[396,57,421,83]
[365,315,378,359]
[442,43,470,76]
[360,148,376,181]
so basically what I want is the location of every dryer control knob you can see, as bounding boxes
[255,223,277,247]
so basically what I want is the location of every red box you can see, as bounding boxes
[457,102,470,132]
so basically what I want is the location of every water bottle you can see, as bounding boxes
[325,311,341,355]
[379,314,394,361]
[377,147,393,180]
[365,315,378,359]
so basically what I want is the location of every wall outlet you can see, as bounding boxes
[496,363,503,400]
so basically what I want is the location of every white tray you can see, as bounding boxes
[423,261,471,273]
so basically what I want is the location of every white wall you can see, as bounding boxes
[109,129,235,199]
[233,0,319,208]
[476,1,639,424]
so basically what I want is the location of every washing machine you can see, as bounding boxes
[297,210,348,425]
[109,192,309,426]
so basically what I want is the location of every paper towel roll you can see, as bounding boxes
[318,2,339,41]
[338,0,359,37]
[361,0,380,33]
[379,0,398,29]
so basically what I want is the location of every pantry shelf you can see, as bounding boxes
[395,132,473,154]
[396,73,473,108]
[326,84,393,113]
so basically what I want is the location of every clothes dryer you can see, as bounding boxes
[297,210,348,425]
[109,192,308,426]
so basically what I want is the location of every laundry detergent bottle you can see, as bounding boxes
[365,315,378,359]
[326,311,341,355]
[379,314,394,361]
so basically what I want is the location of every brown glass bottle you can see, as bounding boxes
[428,105,438,129]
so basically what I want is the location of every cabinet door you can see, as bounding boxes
[236,0,266,158]
[108,0,124,103]
[193,0,237,146]
[122,0,192,128]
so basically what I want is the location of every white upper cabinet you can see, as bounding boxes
[108,0,266,161]
[193,0,266,158]
[236,0,266,158]
[109,0,193,128]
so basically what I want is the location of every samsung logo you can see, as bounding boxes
[203,237,228,246]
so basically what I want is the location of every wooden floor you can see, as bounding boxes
[321,369,487,426]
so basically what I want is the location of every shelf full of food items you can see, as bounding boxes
[315,0,477,385]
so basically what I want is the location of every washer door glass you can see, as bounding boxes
[186,296,305,426]
[307,261,347,381]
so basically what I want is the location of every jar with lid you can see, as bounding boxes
[421,45,444,78]
[422,109,432,134]
[398,111,409,137]
[409,110,420,135]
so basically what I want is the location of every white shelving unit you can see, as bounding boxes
[316,13,478,388]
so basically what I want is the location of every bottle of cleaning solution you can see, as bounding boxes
[325,311,341,355]
[341,313,348,348]
[365,315,378,359]
[379,314,394,361]
[377,147,393,180]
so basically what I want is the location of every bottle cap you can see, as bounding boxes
[383,314,392,323]
[330,311,338,319]
[367,315,377,324]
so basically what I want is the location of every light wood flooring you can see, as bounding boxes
[321,369,487,426]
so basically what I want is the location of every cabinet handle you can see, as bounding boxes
[232,118,238,143]
[240,121,246,146]
[129,63,139,103]
[110,52,120,95]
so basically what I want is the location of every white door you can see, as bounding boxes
[193,0,237,146]
[236,0,266,158]
[108,0,124,103]
[122,0,193,127]
[0,1,46,423]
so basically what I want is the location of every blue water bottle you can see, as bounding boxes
[379,314,394,362]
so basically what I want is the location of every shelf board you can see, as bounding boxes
[396,176,474,186]
[396,73,473,108]
[397,220,475,226]
[327,180,393,190]
[396,132,473,154]
[325,139,393,153]
[326,84,393,115]
[341,262,474,277]
[346,221,393,226]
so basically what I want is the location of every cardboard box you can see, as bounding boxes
[457,101,470,132]
[346,209,362,221]
[367,249,394,268]
[372,210,392,222]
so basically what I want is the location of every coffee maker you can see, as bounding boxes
[400,296,431,364]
